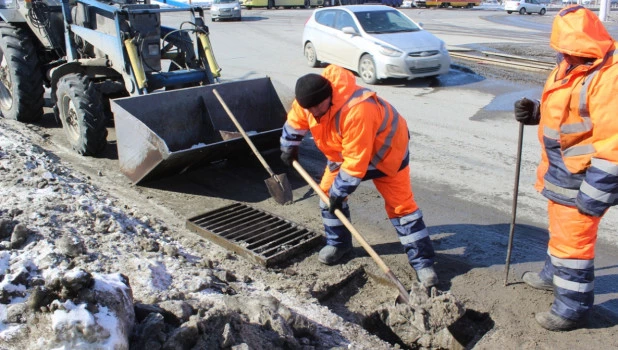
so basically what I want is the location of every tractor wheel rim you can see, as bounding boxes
[62,96,80,143]
[0,54,13,111]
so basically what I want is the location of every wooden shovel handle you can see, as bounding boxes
[213,89,276,178]
[292,160,411,303]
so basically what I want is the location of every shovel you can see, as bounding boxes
[213,89,293,205]
[292,160,411,304]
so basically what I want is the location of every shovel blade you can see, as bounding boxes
[265,173,293,205]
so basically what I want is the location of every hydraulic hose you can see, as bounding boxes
[124,38,148,91]
[197,32,222,79]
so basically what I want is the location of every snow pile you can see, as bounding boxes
[0,121,395,349]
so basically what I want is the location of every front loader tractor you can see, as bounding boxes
[0,0,221,155]
[0,0,288,185]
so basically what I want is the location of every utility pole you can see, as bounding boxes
[598,0,610,21]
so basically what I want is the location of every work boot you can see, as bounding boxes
[535,311,584,331]
[318,245,352,265]
[522,271,553,291]
[416,266,438,288]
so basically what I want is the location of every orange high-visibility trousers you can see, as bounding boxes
[547,201,600,260]
[319,165,419,218]
[544,200,601,320]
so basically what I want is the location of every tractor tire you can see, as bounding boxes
[55,73,108,156]
[0,23,45,123]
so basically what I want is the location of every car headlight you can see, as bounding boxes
[234,5,240,9]
[375,43,403,57]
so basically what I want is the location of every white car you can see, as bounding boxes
[302,5,451,84]
[191,0,213,9]
[504,0,546,15]
[211,0,242,21]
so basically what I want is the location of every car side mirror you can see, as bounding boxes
[418,22,424,28]
[342,27,358,35]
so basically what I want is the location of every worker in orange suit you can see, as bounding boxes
[279,64,438,289]
[514,5,618,331]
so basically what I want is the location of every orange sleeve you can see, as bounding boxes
[286,100,310,131]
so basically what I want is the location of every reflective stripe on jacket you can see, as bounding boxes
[281,65,410,196]
[536,6,618,216]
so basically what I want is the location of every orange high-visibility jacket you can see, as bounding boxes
[281,65,410,195]
[536,6,618,216]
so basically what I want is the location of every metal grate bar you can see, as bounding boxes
[191,202,246,223]
[211,211,269,233]
[252,228,312,255]
[247,226,298,249]
[221,216,280,240]
[204,207,262,227]
[237,222,292,243]
[186,202,323,267]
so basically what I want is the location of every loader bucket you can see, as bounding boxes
[111,77,287,184]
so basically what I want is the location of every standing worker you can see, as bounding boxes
[514,5,618,331]
[279,64,438,288]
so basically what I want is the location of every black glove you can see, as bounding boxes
[280,147,298,167]
[328,193,345,214]
[514,98,540,125]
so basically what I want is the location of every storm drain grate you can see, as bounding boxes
[186,202,323,267]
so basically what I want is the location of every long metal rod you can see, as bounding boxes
[292,160,411,303]
[505,122,525,286]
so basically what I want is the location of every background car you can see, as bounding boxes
[504,0,546,15]
[302,5,451,84]
[211,0,242,21]
[191,0,213,9]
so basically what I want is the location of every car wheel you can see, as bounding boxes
[507,10,512,13]
[539,8,546,15]
[359,54,379,85]
[519,7,526,14]
[304,42,320,68]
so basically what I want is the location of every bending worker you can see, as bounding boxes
[280,64,438,288]
[514,6,618,331]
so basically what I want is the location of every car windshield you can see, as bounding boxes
[214,0,236,3]
[354,10,420,34]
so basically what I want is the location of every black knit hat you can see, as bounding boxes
[295,74,332,108]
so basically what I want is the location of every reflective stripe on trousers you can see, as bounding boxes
[319,198,352,248]
[539,201,600,320]
[390,209,435,270]
[318,164,434,268]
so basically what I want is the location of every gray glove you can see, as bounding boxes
[514,98,540,125]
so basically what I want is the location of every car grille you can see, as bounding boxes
[408,50,440,58]
[410,65,441,74]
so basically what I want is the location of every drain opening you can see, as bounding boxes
[187,202,323,267]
